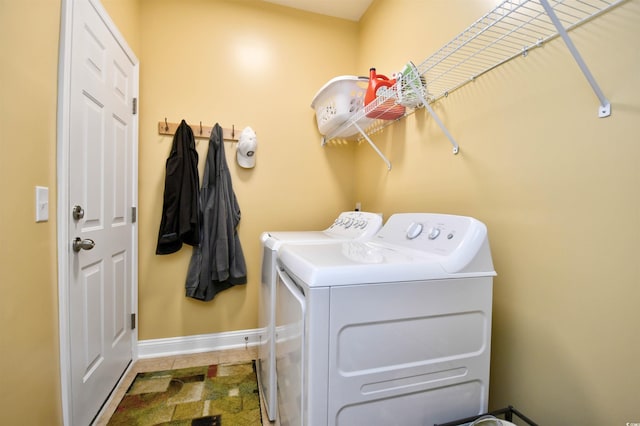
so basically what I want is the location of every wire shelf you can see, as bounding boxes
[320,0,626,167]
[418,0,625,102]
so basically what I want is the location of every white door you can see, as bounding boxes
[59,0,138,424]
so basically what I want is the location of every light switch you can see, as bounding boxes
[36,186,49,222]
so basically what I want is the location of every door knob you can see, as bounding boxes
[72,205,85,220]
[72,237,95,252]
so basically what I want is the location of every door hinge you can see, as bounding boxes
[132,97,138,115]
[131,206,137,223]
[131,313,136,330]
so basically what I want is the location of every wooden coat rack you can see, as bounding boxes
[158,119,239,141]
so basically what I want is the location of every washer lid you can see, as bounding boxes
[262,231,340,250]
[261,211,383,249]
[278,240,494,287]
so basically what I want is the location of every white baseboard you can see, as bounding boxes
[137,328,262,359]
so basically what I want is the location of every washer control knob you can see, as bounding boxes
[406,222,423,240]
[428,227,441,240]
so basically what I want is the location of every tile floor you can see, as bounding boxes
[93,345,275,425]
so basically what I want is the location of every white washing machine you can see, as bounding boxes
[258,211,383,421]
[275,213,496,426]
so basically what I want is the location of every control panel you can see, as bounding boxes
[324,211,383,239]
[373,213,482,256]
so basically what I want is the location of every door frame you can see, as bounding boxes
[56,0,139,423]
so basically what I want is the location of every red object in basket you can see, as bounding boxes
[364,68,406,120]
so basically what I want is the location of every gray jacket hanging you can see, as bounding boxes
[186,123,247,301]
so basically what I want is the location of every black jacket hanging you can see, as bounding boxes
[185,123,247,301]
[156,120,200,255]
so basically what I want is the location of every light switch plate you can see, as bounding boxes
[36,186,49,222]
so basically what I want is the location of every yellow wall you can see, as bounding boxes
[135,0,359,339]
[0,0,63,423]
[357,0,640,424]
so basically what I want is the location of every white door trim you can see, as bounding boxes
[56,1,139,424]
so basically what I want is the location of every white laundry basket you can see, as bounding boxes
[311,75,374,138]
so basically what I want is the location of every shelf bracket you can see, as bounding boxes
[410,79,460,154]
[353,121,392,170]
[539,0,611,118]
[424,102,460,154]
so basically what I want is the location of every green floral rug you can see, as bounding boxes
[107,361,262,425]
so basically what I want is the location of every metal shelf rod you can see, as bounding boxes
[353,121,392,170]
[538,0,611,117]
[409,78,460,155]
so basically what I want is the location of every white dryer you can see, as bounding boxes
[258,211,383,421]
[275,213,496,426]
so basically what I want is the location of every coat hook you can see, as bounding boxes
[164,117,168,131]
[199,121,203,135]
[232,124,235,138]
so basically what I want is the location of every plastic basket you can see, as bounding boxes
[311,76,374,137]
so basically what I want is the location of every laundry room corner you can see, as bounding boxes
[98,2,640,423]
[132,0,364,342]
